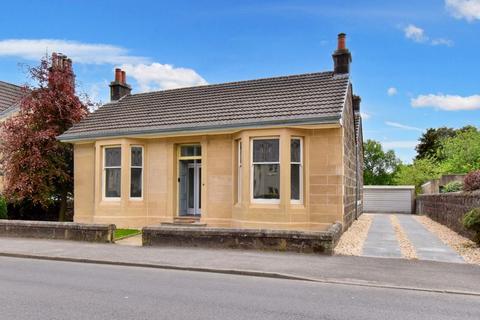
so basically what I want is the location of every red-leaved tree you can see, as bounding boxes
[0,54,88,221]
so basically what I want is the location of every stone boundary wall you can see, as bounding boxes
[416,192,480,240]
[143,223,343,255]
[0,220,116,243]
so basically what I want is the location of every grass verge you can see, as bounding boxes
[114,229,141,240]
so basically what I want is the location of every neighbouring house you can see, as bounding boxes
[0,80,25,190]
[59,33,364,231]
[0,53,73,193]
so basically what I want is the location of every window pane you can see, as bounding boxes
[131,147,142,167]
[291,164,300,200]
[291,139,301,163]
[253,164,280,199]
[130,168,142,198]
[238,141,242,165]
[105,168,121,197]
[105,148,121,167]
[253,139,279,162]
[181,145,201,157]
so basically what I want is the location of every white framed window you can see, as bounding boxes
[130,146,143,199]
[237,140,242,203]
[251,138,280,204]
[290,138,303,204]
[104,146,121,199]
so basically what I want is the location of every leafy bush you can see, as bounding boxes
[441,181,463,193]
[463,170,480,191]
[0,196,8,219]
[394,158,441,194]
[463,208,480,245]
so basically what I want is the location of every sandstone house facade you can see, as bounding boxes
[59,34,364,231]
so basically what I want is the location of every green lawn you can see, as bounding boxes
[114,228,141,240]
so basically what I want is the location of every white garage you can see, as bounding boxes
[363,186,415,214]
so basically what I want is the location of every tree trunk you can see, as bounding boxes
[58,191,67,222]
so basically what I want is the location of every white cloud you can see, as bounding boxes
[430,38,454,46]
[404,24,427,42]
[385,121,423,132]
[0,39,148,64]
[0,38,209,92]
[403,24,453,46]
[446,0,480,21]
[387,87,398,96]
[411,93,480,111]
[381,140,418,149]
[121,63,208,91]
[360,112,371,119]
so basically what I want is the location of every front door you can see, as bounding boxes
[187,162,201,215]
[178,144,202,216]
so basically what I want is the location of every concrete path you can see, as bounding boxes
[115,234,142,246]
[396,215,464,263]
[363,214,402,258]
[0,237,479,295]
[362,214,464,263]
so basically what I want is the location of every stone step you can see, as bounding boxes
[161,222,207,227]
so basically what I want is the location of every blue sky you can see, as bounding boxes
[1,0,479,162]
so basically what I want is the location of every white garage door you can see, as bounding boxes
[363,186,415,214]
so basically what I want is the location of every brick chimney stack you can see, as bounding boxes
[332,33,352,75]
[50,52,75,88]
[352,95,361,112]
[110,68,131,101]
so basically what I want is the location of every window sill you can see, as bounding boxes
[248,202,281,209]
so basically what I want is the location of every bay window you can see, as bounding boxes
[252,138,280,203]
[290,138,303,203]
[104,147,121,198]
[130,146,143,198]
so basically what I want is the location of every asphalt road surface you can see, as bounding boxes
[0,257,478,320]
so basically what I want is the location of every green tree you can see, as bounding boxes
[394,158,442,193]
[363,139,401,185]
[415,127,456,161]
[439,127,480,173]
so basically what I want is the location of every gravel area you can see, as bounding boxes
[415,215,480,265]
[334,214,373,256]
[390,215,417,260]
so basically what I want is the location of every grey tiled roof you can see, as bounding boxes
[0,81,24,114]
[60,71,349,141]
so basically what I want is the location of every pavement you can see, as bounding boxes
[0,236,479,295]
[362,214,464,263]
[2,256,479,320]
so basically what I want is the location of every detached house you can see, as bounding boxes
[59,34,364,232]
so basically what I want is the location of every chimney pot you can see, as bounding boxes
[121,71,126,84]
[115,68,122,82]
[337,33,346,50]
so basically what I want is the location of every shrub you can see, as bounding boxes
[463,208,480,245]
[442,181,463,193]
[0,196,7,219]
[463,170,480,191]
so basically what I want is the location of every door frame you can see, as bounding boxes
[177,144,202,217]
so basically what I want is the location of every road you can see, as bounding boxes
[0,257,478,320]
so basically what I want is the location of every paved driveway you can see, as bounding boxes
[362,214,464,263]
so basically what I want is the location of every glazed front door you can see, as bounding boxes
[187,161,201,215]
